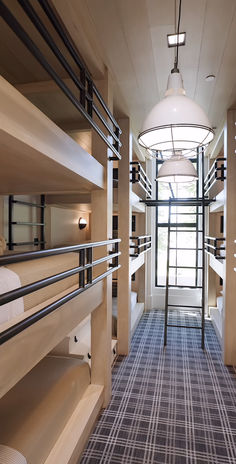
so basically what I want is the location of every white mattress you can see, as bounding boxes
[219,245,226,258]
[112,292,138,336]
[217,296,223,313]
[0,267,24,325]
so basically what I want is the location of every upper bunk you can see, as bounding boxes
[0,0,122,195]
[204,155,226,207]
[0,77,104,195]
[0,238,120,398]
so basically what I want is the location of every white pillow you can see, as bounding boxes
[0,445,27,464]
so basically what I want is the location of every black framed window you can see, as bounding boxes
[155,157,203,287]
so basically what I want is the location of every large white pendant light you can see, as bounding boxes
[138,0,214,159]
[156,152,198,183]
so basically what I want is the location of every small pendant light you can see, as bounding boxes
[156,152,198,183]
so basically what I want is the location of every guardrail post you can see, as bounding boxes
[86,247,93,284]
[79,249,85,287]
[137,237,141,255]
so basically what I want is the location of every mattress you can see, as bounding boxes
[0,445,27,464]
[217,296,223,313]
[112,291,138,336]
[219,245,226,258]
[0,355,90,464]
[6,253,79,311]
[0,267,24,325]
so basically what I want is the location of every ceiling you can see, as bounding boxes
[1,0,236,142]
[52,0,236,139]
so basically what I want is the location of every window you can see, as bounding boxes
[155,158,203,287]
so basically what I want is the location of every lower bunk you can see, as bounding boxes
[58,289,144,365]
[210,294,223,344]
[0,240,120,463]
[0,355,103,464]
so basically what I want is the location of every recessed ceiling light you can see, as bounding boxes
[167,32,186,48]
[205,74,215,82]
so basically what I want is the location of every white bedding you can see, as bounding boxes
[217,296,223,314]
[0,267,24,325]
[0,445,27,464]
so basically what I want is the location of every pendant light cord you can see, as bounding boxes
[174,0,182,71]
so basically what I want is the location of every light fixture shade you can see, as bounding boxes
[156,153,198,183]
[78,217,87,230]
[138,72,214,157]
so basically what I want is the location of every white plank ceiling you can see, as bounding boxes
[53,0,236,138]
[1,0,235,140]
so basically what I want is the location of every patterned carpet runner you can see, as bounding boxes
[81,310,236,464]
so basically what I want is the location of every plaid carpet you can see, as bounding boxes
[80,310,236,464]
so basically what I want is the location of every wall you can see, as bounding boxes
[48,206,90,248]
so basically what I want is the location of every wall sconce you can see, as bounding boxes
[78,217,87,230]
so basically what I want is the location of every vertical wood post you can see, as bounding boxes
[223,109,236,365]
[117,118,132,355]
[90,70,113,407]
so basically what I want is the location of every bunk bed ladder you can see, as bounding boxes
[164,197,205,349]
[8,195,46,251]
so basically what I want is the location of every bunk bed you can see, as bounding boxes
[205,153,227,345]
[0,239,120,463]
[111,135,152,355]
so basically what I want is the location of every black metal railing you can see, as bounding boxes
[130,235,152,258]
[0,0,121,160]
[0,239,121,344]
[204,158,226,196]
[130,162,152,198]
[204,236,225,259]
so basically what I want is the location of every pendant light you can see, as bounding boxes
[138,0,214,159]
[156,152,198,183]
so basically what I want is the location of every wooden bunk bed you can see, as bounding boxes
[0,240,120,463]
[206,110,236,365]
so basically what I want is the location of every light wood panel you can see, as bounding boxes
[44,384,104,464]
[0,77,104,194]
[90,70,114,407]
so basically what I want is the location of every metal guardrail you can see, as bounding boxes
[0,0,121,160]
[130,235,152,257]
[130,162,152,198]
[204,158,226,196]
[204,236,225,259]
[0,239,121,344]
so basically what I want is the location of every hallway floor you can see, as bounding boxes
[81,310,236,464]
